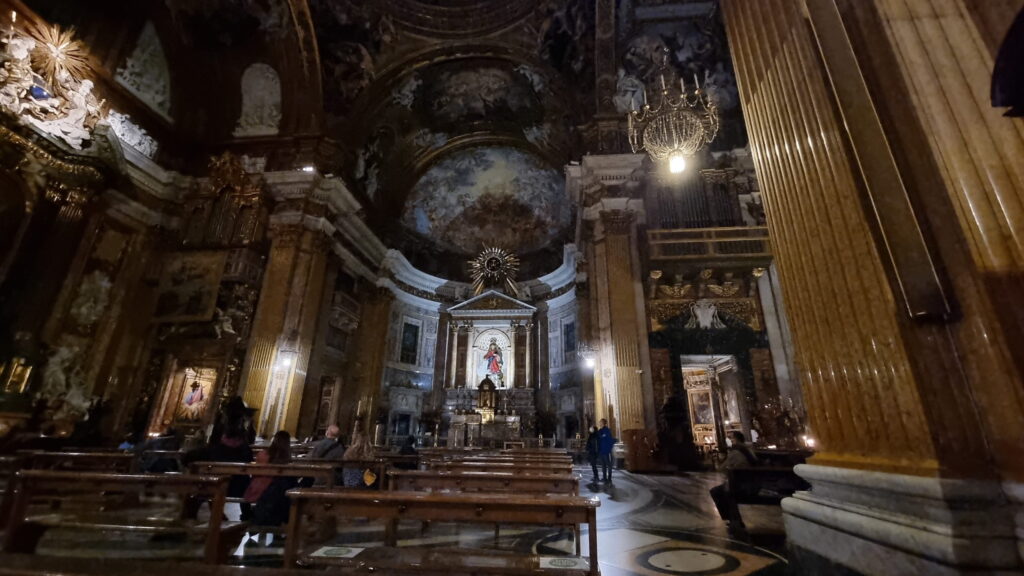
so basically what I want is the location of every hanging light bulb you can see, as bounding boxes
[669,152,686,174]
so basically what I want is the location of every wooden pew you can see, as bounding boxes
[462,454,573,465]
[430,460,573,475]
[388,470,579,495]
[283,490,600,575]
[0,554,336,576]
[188,461,338,488]
[0,456,25,529]
[2,470,246,564]
[21,451,135,473]
[0,551,568,576]
[389,470,583,553]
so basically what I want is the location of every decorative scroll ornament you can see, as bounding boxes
[468,246,520,297]
[627,49,718,174]
[0,16,104,150]
[686,299,726,330]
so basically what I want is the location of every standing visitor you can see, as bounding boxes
[585,426,600,483]
[597,419,616,484]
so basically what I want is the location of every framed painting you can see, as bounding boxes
[154,251,227,323]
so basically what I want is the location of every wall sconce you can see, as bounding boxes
[276,330,300,371]
[577,341,598,370]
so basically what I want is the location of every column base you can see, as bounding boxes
[1005,481,1024,566]
[784,464,1021,575]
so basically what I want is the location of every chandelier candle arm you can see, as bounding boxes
[626,63,720,173]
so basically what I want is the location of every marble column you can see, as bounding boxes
[723,0,1023,572]
[239,223,329,435]
[524,321,533,389]
[447,321,458,388]
[341,287,392,436]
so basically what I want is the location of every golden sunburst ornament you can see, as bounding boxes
[469,247,521,297]
[27,22,90,90]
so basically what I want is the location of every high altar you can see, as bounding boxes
[442,291,536,447]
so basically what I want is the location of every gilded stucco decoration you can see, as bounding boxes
[0,21,104,150]
[402,146,570,255]
[649,269,762,332]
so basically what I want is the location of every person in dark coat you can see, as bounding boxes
[596,419,616,484]
[585,426,600,483]
[310,424,345,460]
[395,435,418,470]
[709,430,758,536]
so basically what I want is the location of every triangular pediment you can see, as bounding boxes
[449,290,536,313]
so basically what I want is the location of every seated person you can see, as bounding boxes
[310,424,345,459]
[342,431,377,488]
[709,430,758,536]
[135,428,180,473]
[394,435,418,470]
[245,430,294,526]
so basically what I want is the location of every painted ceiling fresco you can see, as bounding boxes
[401,146,571,255]
[617,3,746,150]
[351,58,572,204]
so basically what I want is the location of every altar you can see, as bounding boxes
[441,290,537,445]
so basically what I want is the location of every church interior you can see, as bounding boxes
[0,0,1021,574]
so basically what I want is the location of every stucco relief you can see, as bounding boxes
[233,63,282,137]
[116,22,172,120]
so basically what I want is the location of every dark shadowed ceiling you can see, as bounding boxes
[17,0,743,279]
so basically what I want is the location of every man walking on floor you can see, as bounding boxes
[596,418,616,483]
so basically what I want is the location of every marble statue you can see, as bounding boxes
[69,271,113,327]
[1,32,104,150]
[23,78,103,150]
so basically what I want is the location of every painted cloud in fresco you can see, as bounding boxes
[402,146,570,255]
[411,64,543,126]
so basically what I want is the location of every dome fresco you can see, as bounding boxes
[402,146,570,255]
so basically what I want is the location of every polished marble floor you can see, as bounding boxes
[32,466,788,575]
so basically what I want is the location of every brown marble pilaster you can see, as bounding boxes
[239,223,329,435]
[723,0,1021,570]
[340,287,392,436]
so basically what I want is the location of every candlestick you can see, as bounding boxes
[693,73,700,91]
[660,74,666,91]
[642,87,648,107]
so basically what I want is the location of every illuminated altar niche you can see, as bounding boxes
[149,360,220,434]
[468,327,512,389]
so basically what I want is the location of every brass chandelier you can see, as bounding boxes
[627,58,720,174]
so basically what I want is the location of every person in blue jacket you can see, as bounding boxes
[596,418,617,483]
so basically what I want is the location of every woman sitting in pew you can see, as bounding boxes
[342,431,377,488]
[244,430,294,526]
